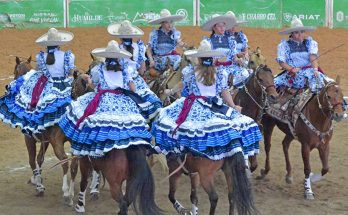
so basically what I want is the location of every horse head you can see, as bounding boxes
[319,76,345,121]
[248,47,266,72]
[253,64,278,103]
[14,56,32,79]
[71,70,94,100]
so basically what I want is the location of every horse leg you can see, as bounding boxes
[24,135,37,185]
[68,156,78,206]
[301,143,314,200]
[248,155,258,173]
[190,174,200,215]
[259,117,276,179]
[89,170,101,200]
[49,136,70,204]
[36,140,49,169]
[310,142,330,183]
[167,159,189,215]
[282,134,294,184]
[75,157,91,213]
[200,173,218,215]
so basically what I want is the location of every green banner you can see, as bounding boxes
[68,0,194,27]
[199,0,282,28]
[0,0,65,29]
[282,0,326,27]
[333,0,348,28]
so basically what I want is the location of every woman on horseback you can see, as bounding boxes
[59,40,155,157]
[107,20,162,121]
[226,11,252,73]
[147,9,185,73]
[0,28,75,135]
[152,39,262,166]
[275,18,332,93]
[201,14,249,88]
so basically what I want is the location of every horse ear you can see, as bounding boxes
[256,47,261,54]
[73,70,78,79]
[27,56,32,63]
[16,56,21,65]
[336,75,341,85]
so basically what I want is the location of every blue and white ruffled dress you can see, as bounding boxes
[0,50,74,135]
[120,41,162,121]
[274,37,333,92]
[152,67,262,160]
[148,27,182,72]
[59,65,153,157]
[206,35,250,88]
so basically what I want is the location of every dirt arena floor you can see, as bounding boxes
[0,26,348,215]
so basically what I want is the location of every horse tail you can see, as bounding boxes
[225,151,257,215]
[126,146,164,215]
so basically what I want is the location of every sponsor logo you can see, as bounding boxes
[283,13,321,22]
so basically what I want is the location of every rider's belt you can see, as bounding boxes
[158,50,180,57]
[215,60,232,67]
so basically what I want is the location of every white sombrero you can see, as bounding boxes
[279,18,316,35]
[225,11,248,26]
[107,20,144,38]
[184,40,224,58]
[35,28,74,46]
[201,14,237,31]
[91,40,132,58]
[148,9,184,25]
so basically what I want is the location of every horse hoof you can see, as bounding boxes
[64,196,73,207]
[285,175,293,184]
[256,169,267,180]
[304,192,315,200]
[90,192,99,201]
[75,204,85,213]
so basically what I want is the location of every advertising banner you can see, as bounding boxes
[333,0,348,28]
[68,0,194,27]
[0,0,65,29]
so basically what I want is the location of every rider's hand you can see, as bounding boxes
[289,67,300,75]
[314,68,320,77]
[164,89,173,96]
[233,105,242,113]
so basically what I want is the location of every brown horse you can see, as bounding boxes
[233,65,278,172]
[11,58,80,206]
[259,77,345,200]
[167,151,256,215]
[70,74,163,215]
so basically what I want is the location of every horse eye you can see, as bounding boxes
[328,96,332,99]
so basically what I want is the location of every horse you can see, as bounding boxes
[167,151,256,215]
[71,74,163,215]
[248,47,266,72]
[233,64,278,172]
[11,57,81,206]
[259,77,345,200]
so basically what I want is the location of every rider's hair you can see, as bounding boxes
[196,59,216,86]
[46,46,58,65]
[105,58,122,71]
[122,38,134,61]
[210,30,215,38]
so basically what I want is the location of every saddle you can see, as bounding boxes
[267,88,314,134]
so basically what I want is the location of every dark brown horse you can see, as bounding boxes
[233,65,278,172]
[167,151,256,215]
[259,77,344,200]
[12,58,79,205]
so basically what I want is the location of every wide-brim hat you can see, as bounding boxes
[201,14,237,31]
[91,40,132,59]
[184,40,224,58]
[279,18,316,35]
[36,28,74,46]
[148,9,184,25]
[225,11,248,26]
[107,20,144,38]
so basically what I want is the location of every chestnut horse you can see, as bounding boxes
[10,57,79,206]
[248,47,266,72]
[233,64,278,172]
[259,77,345,200]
